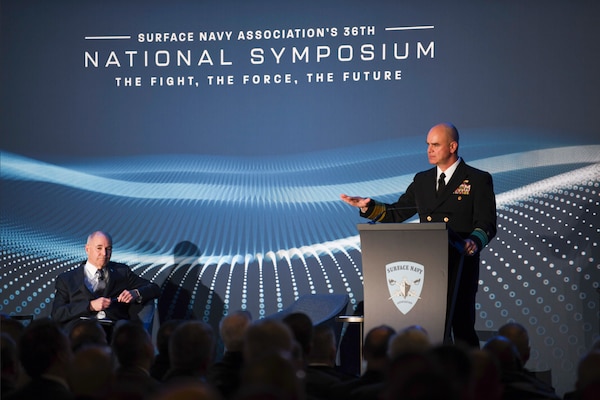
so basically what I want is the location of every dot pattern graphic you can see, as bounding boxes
[477,164,599,392]
[1,147,599,396]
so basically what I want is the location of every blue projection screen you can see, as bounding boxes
[1,0,599,395]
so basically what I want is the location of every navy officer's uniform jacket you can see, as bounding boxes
[360,159,497,346]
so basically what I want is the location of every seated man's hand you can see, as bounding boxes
[90,297,111,311]
[117,289,136,303]
[116,289,141,303]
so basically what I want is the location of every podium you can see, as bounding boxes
[358,223,449,344]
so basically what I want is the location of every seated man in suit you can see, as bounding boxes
[51,231,161,334]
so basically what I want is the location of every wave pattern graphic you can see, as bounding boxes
[1,142,599,393]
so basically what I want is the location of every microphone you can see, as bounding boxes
[367,206,418,224]
[368,212,383,224]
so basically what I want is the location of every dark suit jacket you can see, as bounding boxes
[305,365,348,400]
[4,377,74,400]
[51,261,161,331]
[207,351,244,399]
[362,159,497,249]
[112,366,162,399]
[330,370,386,400]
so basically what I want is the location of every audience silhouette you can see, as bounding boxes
[68,319,108,353]
[305,323,355,399]
[563,348,600,400]
[150,318,185,381]
[1,333,21,396]
[5,318,74,400]
[162,320,216,386]
[68,344,114,400]
[483,335,560,400]
[207,310,252,399]
[1,313,593,400]
[111,321,161,398]
[331,324,396,400]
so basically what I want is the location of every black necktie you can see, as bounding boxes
[437,172,446,196]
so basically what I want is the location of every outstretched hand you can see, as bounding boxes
[340,194,371,209]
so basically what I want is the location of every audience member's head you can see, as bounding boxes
[384,351,453,400]
[0,316,28,391]
[307,324,337,366]
[150,318,185,381]
[482,335,522,373]
[388,325,431,359]
[429,344,473,400]
[363,325,396,371]
[282,312,314,362]
[111,320,155,370]
[470,349,503,400]
[156,318,185,357]
[220,310,252,353]
[0,314,26,344]
[18,318,72,380]
[1,333,20,395]
[243,319,295,363]
[69,318,108,352]
[68,344,115,399]
[153,381,223,400]
[169,320,216,375]
[238,351,305,400]
[575,349,600,393]
[498,322,531,366]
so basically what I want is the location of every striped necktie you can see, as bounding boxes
[95,269,106,294]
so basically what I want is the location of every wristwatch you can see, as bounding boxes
[134,289,142,304]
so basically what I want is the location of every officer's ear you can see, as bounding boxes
[450,140,458,154]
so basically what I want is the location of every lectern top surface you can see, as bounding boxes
[357,222,447,232]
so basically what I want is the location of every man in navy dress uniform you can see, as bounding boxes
[341,122,497,347]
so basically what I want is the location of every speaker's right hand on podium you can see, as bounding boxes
[340,194,371,211]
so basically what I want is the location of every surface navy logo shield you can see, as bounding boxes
[386,261,425,315]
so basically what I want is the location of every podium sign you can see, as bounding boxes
[358,223,448,344]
